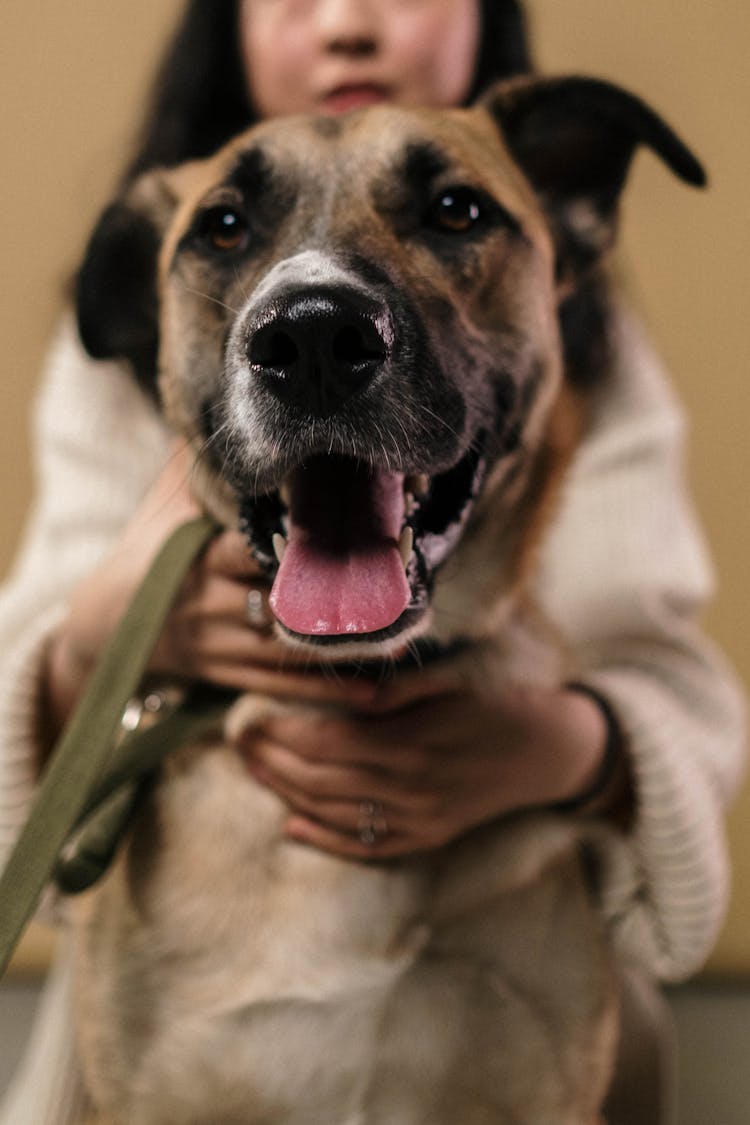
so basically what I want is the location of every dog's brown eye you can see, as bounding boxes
[202,207,249,252]
[428,189,482,233]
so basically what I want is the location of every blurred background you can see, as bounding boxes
[1,1,748,1120]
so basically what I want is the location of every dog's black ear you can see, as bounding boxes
[75,174,180,395]
[482,76,706,285]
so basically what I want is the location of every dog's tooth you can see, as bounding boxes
[399,527,414,569]
[272,533,287,564]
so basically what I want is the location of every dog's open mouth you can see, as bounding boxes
[239,444,486,646]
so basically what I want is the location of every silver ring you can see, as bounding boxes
[246,587,271,630]
[358,799,388,846]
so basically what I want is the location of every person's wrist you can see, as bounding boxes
[552,683,633,823]
[39,628,94,761]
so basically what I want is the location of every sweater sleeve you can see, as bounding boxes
[535,313,747,981]
[0,315,170,874]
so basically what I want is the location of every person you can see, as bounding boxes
[0,1,745,1122]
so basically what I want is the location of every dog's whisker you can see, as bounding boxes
[180,284,242,316]
[368,418,393,473]
[232,266,252,304]
[191,425,239,492]
[388,413,416,466]
[403,638,425,671]
[417,404,463,443]
[194,419,231,461]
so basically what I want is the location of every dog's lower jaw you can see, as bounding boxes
[276,611,434,662]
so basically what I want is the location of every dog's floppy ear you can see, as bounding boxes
[75,172,184,395]
[482,76,706,286]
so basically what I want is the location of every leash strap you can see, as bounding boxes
[54,684,232,894]
[0,515,219,976]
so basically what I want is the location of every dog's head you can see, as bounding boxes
[77,77,703,658]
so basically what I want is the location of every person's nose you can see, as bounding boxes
[314,0,380,57]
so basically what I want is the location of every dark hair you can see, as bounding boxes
[123,0,532,183]
[469,0,533,102]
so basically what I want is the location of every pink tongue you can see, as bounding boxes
[269,461,410,637]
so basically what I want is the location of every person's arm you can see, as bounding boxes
[533,312,746,979]
[0,315,170,866]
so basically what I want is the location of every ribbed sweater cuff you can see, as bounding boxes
[582,666,740,981]
[0,603,67,873]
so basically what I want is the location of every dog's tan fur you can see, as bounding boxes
[69,81,703,1123]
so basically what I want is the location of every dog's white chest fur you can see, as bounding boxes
[73,701,617,1125]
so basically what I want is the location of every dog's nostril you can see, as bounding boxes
[332,323,387,368]
[250,327,299,370]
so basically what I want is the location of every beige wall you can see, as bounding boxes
[2,2,748,971]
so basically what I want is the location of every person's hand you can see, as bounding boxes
[43,440,200,739]
[236,663,629,861]
[43,440,373,749]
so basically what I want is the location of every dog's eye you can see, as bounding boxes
[427,188,483,234]
[200,206,250,253]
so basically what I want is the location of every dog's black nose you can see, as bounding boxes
[246,289,392,416]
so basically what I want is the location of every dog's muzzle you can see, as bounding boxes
[224,260,491,653]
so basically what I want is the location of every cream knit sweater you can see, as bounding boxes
[0,313,745,1123]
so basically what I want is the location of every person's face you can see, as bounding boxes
[240,0,480,118]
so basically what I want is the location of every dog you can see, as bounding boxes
[73,76,704,1124]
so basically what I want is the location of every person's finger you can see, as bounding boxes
[248,738,396,802]
[181,571,273,631]
[202,529,268,581]
[249,759,402,835]
[256,712,372,762]
[151,611,280,677]
[283,813,424,860]
[195,658,380,705]
[174,575,267,624]
[358,663,471,714]
[259,710,444,778]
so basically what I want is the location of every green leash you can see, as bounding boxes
[0,515,223,976]
[53,683,233,895]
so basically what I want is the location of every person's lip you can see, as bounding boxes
[320,84,391,114]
